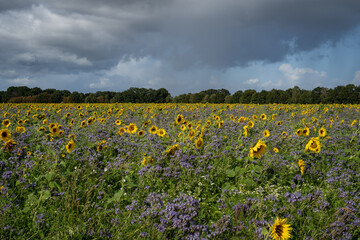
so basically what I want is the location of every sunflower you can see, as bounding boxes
[238,117,245,123]
[248,120,254,128]
[305,137,321,153]
[50,126,60,136]
[188,129,196,139]
[149,125,158,134]
[115,120,122,126]
[260,114,267,121]
[97,140,107,152]
[295,129,303,137]
[263,129,270,137]
[250,139,266,159]
[180,124,187,131]
[66,140,75,153]
[270,217,292,240]
[87,117,93,125]
[217,121,224,128]
[18,119,23,125]
[298,159,305,175]
[127,123,138,134]
[49,123,56,130]
[252,115,257,121]
[141,156,154,166]
[167,144,180,156]
[138,130,145,137]
[243,125,249,137]
[273,147,279,153]
[276,121,283,126]
[3,139,17,152]
[157,128,166,137]
[318,127,326,137]
[282,131,287,138]
[302,127,310,136]
[38,127,46,132]
[2,119,11,128]
[195,137,204,149]
[0,129,12,141]
[117,127,126,135]
[175,114,184,125]
[16,126,26,133]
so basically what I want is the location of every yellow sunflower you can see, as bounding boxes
[250,139,266,159]
[138,130,145,137]
[117,127,126,135]
[298,159,305,175]
[157,128,166,137]
[248,120,254,128]
[66,140,75,153]
[3,139,17,152]
[270,217,292,240]
[273,147,279,153]
[0,129,12,141]
[305,137,321,153]
[115,120,122,126]
[16,126,26,133]
[80,121,86,128]
[263,129,270,137]
[302,127,310,137]
[149,125,158,134]
[127,123,138,134]
[167,144,180,156]
[2,119,11,128]
[318,127,326,137]
[295,129,303,137]
[175,114,184,125]
[97,140,107,152]
[195,137,204,149]
[260,113,267,121]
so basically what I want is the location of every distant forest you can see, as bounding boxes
[1,84,360,104]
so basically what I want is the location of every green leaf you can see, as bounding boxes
[45,172,55,181]
[226,169,236,178]
[262,227,269,235]
[40,190,51,201]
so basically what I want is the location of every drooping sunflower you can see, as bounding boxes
[250,139,266,159]
[318,127,326,137]
[157,128,166,137]
[0,129,12,141]
[263,129,270,138]
[188,129,196,139]
[298,159,305,175]
[97,140,107,152]
[149,125,158,134]
[167,144,180,156]
[3,139,17,152]
[127,123,138,134]
[66,140,75,153]
[305,137,321,153]
[270,217,292,240]
[243,125,249,137]
[195,137,204,149]
[2,119,11,128]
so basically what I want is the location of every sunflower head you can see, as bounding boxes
[157,129,166,137]
[127,123,138,134]
[2,119,11,128]
[263,130,270,137]
[3,139,17,152]
[305,137,321,153]
[138,130,145,137]
[319,127,326,137]
[175,114,184,125]
[271,217,292,240]
[250,139,266,159]
[0,129,12,141]
[66,140,75,153]
[195,137,204,149]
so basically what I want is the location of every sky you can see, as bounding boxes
[1,0,360,96]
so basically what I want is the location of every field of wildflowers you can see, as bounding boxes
[0,103,359,239]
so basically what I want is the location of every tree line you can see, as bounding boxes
[1,84,360,104]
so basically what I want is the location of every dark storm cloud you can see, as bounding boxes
[0,0,360,78]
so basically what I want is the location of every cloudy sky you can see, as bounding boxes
[1,0,360,95]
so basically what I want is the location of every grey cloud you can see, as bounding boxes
[0,0,360,79]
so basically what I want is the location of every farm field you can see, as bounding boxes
[0,103,359,239]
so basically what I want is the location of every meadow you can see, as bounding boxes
[0,103,359,239]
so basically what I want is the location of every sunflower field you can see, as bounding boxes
[0,103,359,239]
